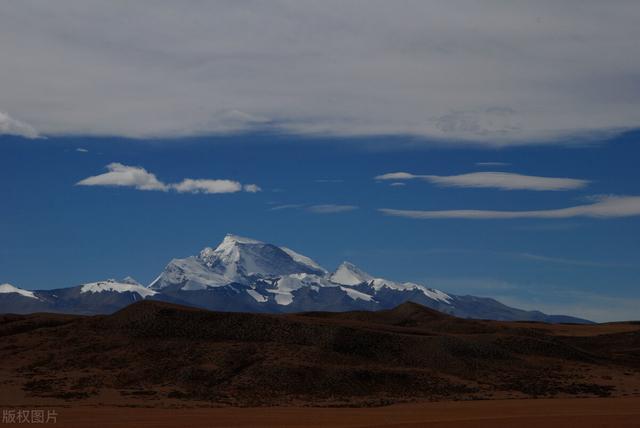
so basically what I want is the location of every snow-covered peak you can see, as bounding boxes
[330,262,374,286]
[121,276,141,286]
[370,279,452,303]
[216,234,263,250]
[208,235,325,279]
[151,235,326,291]
[198,234,266,266]
[80,279,157,298]
[0,283,38,299]
[329,263,452,304]
[199,234,265,271]
[405,283,451,303]
[280,247,327,274]
[198,247,216,260]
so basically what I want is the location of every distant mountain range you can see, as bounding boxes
[0,234,591,323]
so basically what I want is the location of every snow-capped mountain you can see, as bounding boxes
[80,279,157,298]
[0,283,51,313]
[145,234,461,314]
[52,277,159,314]
[0,283,39,300]
[0,235,591,323]
[330,262,452,303]
[0,278,160,315]
[142,234,590,322]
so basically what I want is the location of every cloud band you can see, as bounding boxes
[379,196,640,220]
[375,171,589,191]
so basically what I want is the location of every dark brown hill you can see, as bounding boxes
[0,300,638,407]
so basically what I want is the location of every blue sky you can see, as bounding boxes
[2,2,640,321]
[2,131,640,321]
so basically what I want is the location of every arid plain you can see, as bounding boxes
[1,301,639,426]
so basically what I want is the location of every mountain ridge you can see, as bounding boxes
[0,234,592,323]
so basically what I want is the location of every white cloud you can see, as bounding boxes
[375,172,417,181]
[76,163,168,191]
[0,111,40,139]
[375,171,589,191]
[75,147,89,153]
[77,163,260,194]
[2,2,640,144]
[243,184,262,193]
[307,204,358,214]
[379,195,640,219]
[389,182,406,187]
[426,172,589,191]
[172,179,242,194]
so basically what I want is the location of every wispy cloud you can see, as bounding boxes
[379,195,640,220]
[76,163,260,194]
[375,172,416,181]
[0,111,40,139]
[75,147,89,153]
[476,162,510,167]
[307,204,358,214]
[76,163,168,191]
[269,203,358,214]
[243,184,262,193]
[375,171,589,191]
[516,252,632,268]
[425,248,634,269]
[269,204,304,211]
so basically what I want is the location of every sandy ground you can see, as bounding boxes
[2,397,638,428]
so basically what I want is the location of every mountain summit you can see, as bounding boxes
[330,262,374,286]
[0,283,39,300]
[0,235,591,323]
[149,234,326,291]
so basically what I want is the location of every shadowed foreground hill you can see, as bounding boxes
[0,301,638,407]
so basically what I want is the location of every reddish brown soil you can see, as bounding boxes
[5,397,640,427]
[1,301,639,410]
